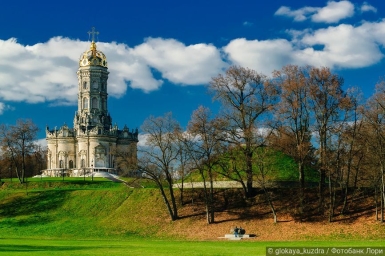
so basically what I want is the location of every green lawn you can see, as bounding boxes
[0,239,384,256]
[1,179,384,255]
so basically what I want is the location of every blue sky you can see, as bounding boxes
[1,0,385,144]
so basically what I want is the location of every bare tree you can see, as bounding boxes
[111,144,138,177]
[362,81,385,222]
[185,106,226,224]
[307,66,347,212]
[272,65,312,216]
[138,113,180,221]
[339,88,364,215]
[254,147,278,223]
[173,130,194,205]
[0,119,39,183]
[209,66,279,197]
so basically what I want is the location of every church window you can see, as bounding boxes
[92,97,98,109]
[81,159,85,168]
[69,160,74,168]
[93,81,98,89]
[83,81,87,89]
[59,160,63,168]
[83,97,88,109]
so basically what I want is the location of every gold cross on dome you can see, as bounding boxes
[88,27,99,42]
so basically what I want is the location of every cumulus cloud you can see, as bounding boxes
[361,2,377,13]
[133,38,226,85]
[298,23,382,67]
[3,4,385,109]
[275,6,319,22]
[312,1,355,23]
[223,38,294,75]
[275,1,355,23]
[0,37,226,105]
[223,20,385,73]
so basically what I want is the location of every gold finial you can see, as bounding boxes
[88,27,99,57]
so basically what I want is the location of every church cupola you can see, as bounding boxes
[79,27,108,68]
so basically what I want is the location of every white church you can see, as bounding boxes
[44,28,138,177]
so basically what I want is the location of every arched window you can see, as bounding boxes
[81,159,85,168]
[69,160,74,168]
[92,81,98,89]
[83,81,87,89]
[59,160,63,168]
[83,97,88,109]
[92,97,98,109]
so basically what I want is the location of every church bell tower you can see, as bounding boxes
[74,27,112,132]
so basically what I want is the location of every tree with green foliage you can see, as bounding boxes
[0,119,39,183]
[209,66,279,197]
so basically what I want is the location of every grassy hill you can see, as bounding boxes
[0,178,385,242]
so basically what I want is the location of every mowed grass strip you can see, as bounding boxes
[0,239,384,256]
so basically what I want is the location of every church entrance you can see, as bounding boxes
[95,158,105,167]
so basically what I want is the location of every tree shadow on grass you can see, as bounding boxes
[0,190,68,224]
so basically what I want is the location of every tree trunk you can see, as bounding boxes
[158,184,176,221]
[179,180,184,205]
[382,167,385,223]
[341,169,350,215]
[209,183,215,224]
[263,185,277,223]
[319,168,326,213]
[200,171,211,224]
[298,162,305,219]
[328,171,336,222]
[375,186,379,221]
[380,185,384,222]
[168,185,178,220]
[246,152,254,198]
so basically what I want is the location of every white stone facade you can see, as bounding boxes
[45,33,138,177]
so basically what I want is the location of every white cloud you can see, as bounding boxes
[133,38,226,85]
[361,2,377,13]
[224,20,385,74]
[35,138,47,148]
[0,102,4,114]
[223,38,294,75]
[3,8,385,108]
[137,133,149,148]
[275,1,355,23]
[0,102,13,115]
[312,1,355,23]
[275,6,319,22]
[296,23,383,68]
[0,37,226,105]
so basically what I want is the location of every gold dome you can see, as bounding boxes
[79,40,108,68]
